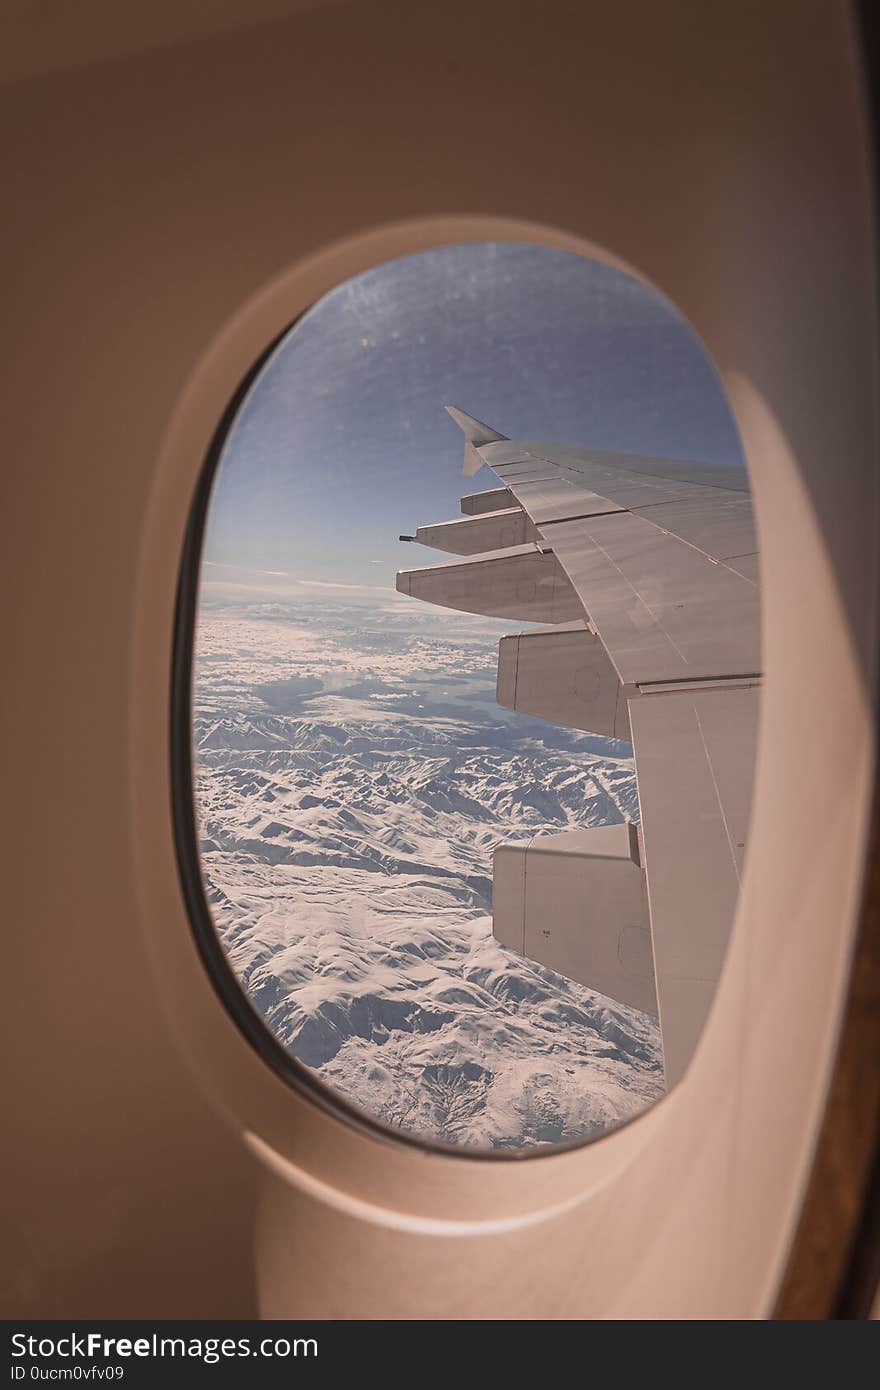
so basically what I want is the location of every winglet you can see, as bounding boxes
[444,406,508,476]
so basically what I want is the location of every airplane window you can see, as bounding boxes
[179,242,756,1153]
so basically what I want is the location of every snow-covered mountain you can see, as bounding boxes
[193,590,664,1149]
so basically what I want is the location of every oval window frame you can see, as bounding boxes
[168,238,726,1164]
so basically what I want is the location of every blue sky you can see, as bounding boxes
[203,242,742,589]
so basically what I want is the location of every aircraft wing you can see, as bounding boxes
[445,405,760,684]
[397,408,761,1085]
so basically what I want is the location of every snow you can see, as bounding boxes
[193,591,664,1150]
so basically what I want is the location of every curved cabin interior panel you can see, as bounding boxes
[1,0,877,1321]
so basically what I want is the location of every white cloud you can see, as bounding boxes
[295,578,395,592]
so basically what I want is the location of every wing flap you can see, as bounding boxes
[629,684,759,1083]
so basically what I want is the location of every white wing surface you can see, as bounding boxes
[397,408,761,1085]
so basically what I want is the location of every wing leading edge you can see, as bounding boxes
[396,408,761,1086]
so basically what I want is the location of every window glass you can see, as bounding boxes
[188,243,749,1151]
